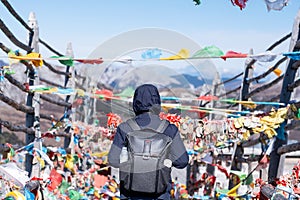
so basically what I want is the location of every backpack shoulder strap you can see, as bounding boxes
[126,118,141,131]
[156,119,169,133]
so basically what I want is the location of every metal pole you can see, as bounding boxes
[25,12,38,175]
[63,42,74,149]
[28,12,41,178]
[240,49,253,104]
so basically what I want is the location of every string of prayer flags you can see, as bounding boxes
[160,48,190,60]
[193,0,290,11]
[219,98,257,109]
[3,48,300,64]
[192,45,224,58]
[28,85,75,95]
[219,99,285,107]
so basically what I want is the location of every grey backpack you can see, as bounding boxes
[119,118,173,194]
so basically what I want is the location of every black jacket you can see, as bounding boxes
[108,84,189,199]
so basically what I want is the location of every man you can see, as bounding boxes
[108,84,189,199]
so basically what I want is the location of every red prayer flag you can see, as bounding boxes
[94,174,108,189]
[231,0,248,10]
[94,89,113,100]
[75,58,103,64]
[47,169,63,191]
[221,51,248,61]
[212,164,230,178]
[197,95,219,101]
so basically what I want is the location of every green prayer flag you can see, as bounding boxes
[216,188,229,194]
[69,190,81,200]
[244,174,253,185]
[220,98,236,104]
[10,148,15,157]
[4,69,15,75]
[51,56,74,66]
[193,0,201,5]
[73,154,79,163]
[192,45,224,58]
[114,86,135,97]
[230,170,247,181]
[59,179,70,194]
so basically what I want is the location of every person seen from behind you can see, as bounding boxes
[108,84,189,200]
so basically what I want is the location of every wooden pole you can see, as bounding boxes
[268,9,300,184]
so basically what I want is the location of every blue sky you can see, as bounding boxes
[1,0,299,77]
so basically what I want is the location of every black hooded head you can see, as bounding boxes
[132,84,161,115]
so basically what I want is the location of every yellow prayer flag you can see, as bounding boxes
[227,182,242,196]
[64,154,75,173]
[160,48,190,60]
[272,68,282,77]
[27,52,43,67]
[240,102,257,109]
[36,155,45,168]
[76,89,85,97]
[8,52,43,67]
[91,151,109,158]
